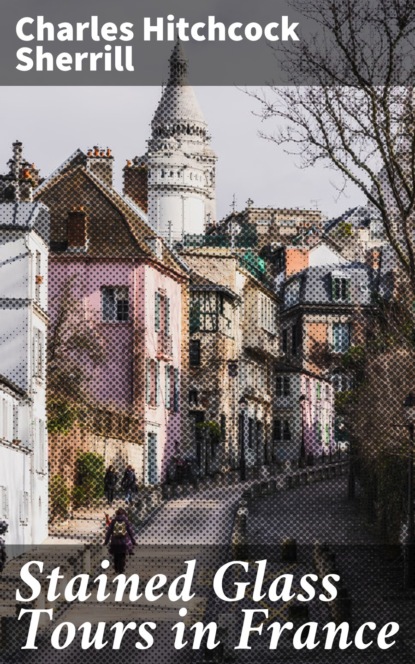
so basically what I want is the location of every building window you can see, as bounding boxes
[165,365,171,410]
[274,420,291,442]
[173,369,180,412]
[33,328,45,380]
[291,322,302,356]
[35,419,46,473]
[282,329,288,354]
[19,491,29,525]
[259,294,277,334]
[0,487,9,519]
[276,376,290,397]
[332,323,351,353]
[190,291,223,333]
[146,360,160,407]
[189,389,199,407]
[67,209,87,248]
[248,418,254,449]
[331,276,350,302]
[316,382,321,400]
[35,251,42,303]
[189,340,201,366]
[12,403,19,440]
[220,414,226,441]
[102,287,129,322]
[155,291,170,335]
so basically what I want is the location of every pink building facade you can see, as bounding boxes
[36,149,188,485]
[274,369,335,464]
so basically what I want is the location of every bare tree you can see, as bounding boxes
[251,0,415,288]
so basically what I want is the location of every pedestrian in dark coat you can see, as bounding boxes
[104,465,117,504]
[121,465,137,504]
[104,507,136,573]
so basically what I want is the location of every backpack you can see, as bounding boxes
[112,520,127,538]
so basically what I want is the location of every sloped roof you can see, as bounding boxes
[282,262,375,309]
[33,151,188,278]
[0,201,49,243]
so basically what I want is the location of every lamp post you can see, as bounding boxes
[239,396,247,482]
[404,392,415,589]
[299,394,306,468]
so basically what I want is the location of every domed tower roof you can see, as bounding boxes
[152,42,207,134]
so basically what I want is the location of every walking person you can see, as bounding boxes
[104,465,117,504]
[104,507,136,574]
[121,464,137,504]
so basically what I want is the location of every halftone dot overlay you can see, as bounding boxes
[1,5,415,662]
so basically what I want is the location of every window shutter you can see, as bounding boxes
[155,292,161,332]
[146,360,151,403]
[155,361,160,406]
[165,365,171,409]
[165,297,170,335]
[173,368,179,412]
[0,487,8,519]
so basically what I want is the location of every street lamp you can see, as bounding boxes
[239,396,247,482]
[403,392,415,589]
[299,394,306,468]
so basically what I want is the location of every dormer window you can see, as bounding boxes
[67,208,87,249]
[331,273,350,302]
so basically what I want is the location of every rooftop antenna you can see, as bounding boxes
[230,194,237,214]
[310,199,320,210]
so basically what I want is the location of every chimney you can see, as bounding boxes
[285,247,310,277]
[86,146,114,187]
[123,156,148,213]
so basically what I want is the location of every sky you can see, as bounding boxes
[0,85,366,221]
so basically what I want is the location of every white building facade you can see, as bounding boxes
[0,162,49,544]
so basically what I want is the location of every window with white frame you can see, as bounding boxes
[35,250,42,303]
[259,294,277,334]
[146,359,160,407]
[19,491,29,525]
[0,486,9,519]
[12,403,19,441]
[1,398,11,441]
[331,274,350,302]
[155,291,170,335]
[332,322,351,353]
[35,419,46,473]
[33,328,45,380]
[101,287,129,322]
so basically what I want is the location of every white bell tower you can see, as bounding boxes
[147,42,217,243]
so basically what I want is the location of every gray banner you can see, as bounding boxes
[0,0,413,85]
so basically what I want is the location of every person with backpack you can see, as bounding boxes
[121,465,137,504]
[104,507,136,573]
[104,465,117,504]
